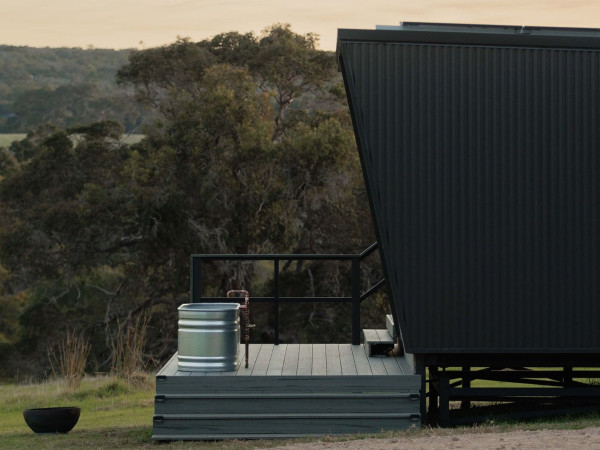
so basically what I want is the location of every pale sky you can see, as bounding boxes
[2,0,600,51]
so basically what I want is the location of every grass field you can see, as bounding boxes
[0,374,310,449]
[0,133,144,149]
[0,134,26,148]
[1,373,600,449]
[0,375,155,449]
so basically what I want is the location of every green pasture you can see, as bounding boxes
[0,134,26,148]
[1,373,600,449]
[0,376,154,449]
[432,367,600,389]
[0,133,144,149]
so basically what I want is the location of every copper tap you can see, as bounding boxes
[226,289,254,368]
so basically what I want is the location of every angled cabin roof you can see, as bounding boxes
[338,23,600,354]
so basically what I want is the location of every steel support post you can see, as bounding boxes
[191,257,202,303]
[274,259,280,345]
[461,366,471,410]
[439,370,450,427]
[351,257,360,345]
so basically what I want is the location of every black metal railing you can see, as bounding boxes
[190,242,384,345]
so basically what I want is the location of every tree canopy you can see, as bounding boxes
[0,46,147,133]
[0,25,385,379]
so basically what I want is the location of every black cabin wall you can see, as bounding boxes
[339,29,600,354]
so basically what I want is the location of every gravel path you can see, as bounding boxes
[271,427,600,450]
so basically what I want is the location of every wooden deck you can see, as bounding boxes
[153,344,421,440]
[164,343,414,377]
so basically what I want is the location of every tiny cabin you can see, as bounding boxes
[153,23,600,439]
[338,22,600,424]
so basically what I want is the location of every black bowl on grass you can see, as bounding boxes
[23,407,81,434]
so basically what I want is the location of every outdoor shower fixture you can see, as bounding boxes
[226,289,255,368]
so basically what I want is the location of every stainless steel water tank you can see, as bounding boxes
[177,303,240,372]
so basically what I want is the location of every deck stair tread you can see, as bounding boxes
[362,328,393,343]
[363,328,394,357]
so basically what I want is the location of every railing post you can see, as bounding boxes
[274,259,280,345]
[191,256,202,303]
[351,257,360,345]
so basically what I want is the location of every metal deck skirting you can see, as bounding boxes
[152,344,421,440]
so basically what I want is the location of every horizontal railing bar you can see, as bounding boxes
[360,278,386,302]
[198,296,353,303]
[192,254,358,261]
[438,370,600,380]
[360,242,379,259]
[449,387,600,397]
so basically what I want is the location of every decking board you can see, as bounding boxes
[376,329,394,343]
[158,353,178,377]
[236,343,261,376]
[339,344,358,375]
[297,344,313,375]
[312,344,327,375]
[381,356,403,375]
[267,343,287,375]
[362,329,381,343]
[368,356,388,375]
[282,343,300,375]
[351,344,373,375]
[251,343,274,376]
[326,344,342,375]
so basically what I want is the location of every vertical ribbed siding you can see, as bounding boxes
[341,42,600,353]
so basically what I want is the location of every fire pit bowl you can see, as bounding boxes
[23,407,81,434]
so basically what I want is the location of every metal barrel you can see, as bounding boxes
[177,303,240,372]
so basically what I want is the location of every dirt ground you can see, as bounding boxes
[272,427,600,450]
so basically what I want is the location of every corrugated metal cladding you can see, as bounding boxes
[339,31,600,354]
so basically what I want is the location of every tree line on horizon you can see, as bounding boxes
[0,45,147,133]
[0,24,389,379]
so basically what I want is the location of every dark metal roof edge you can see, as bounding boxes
[385,21,600,34]
[337,27,600,50]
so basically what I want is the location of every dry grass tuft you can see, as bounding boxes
[48,329,91,390]
[110,313,150,383]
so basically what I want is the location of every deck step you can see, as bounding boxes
[153,346,422,439]
[363,329,394,357]
[152,412,421,439]
[154,392,420,415]
[386,314,397,339]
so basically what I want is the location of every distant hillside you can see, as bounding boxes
[0,46,149,132]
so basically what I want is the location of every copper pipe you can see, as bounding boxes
[227,289,254,368]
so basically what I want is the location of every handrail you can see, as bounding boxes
[191,253,358,261]
[360,279,386,302]
[198,296,354,303]
[190,242,384,345]
[360,241,379,259]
